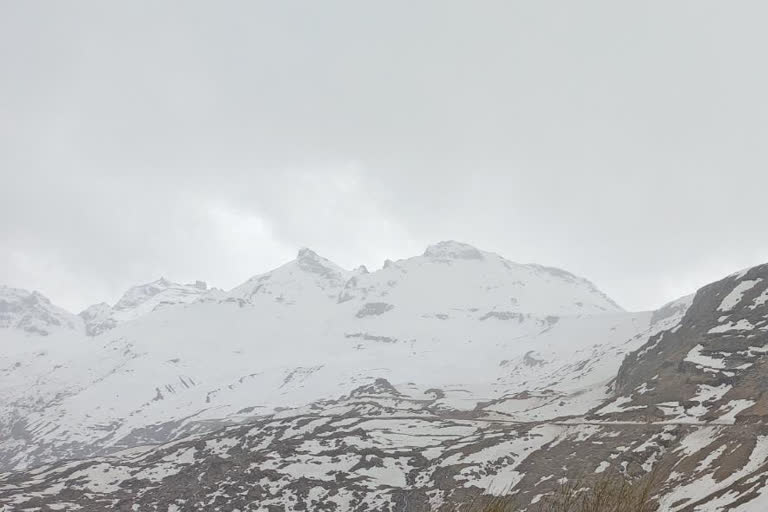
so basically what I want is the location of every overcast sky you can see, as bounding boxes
[2,1,768,313]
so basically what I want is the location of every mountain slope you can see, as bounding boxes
[598,263,768,425]
[2,260,768,511]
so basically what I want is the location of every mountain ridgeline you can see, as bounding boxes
[1,242,767,511]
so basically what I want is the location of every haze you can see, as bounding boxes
[2,0,767,312]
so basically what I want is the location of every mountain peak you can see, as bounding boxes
[297,247,321,261]
[114,279,175,311]
[295,247,345,276]
[80,278,211,336]
[423,240,484,260]
[0,285,81,336]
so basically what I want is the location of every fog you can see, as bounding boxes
[2,1,767,311]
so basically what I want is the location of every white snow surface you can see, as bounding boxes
[0,242,654,471]
[717,279,762,312]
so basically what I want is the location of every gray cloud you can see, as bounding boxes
[2,1,767,312]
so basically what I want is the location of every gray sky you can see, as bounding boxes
[2,1,768,313]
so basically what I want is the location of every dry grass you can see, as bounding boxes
[532,473,657,512]
[450,472,658,512]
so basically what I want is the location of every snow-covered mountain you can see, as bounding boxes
[4,243,767,511]
[79,278,214,336]
[0,242,632,473]
[227,241,621,316]
[0,286,82,339]
[0,278,215,341]
[227,247,352,306]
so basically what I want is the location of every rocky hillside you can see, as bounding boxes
[607,264,768,425]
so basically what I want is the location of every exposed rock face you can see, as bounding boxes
[77,302,115,336]
[606,264,768,425]
[5,380,768,511]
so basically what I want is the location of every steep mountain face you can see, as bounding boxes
[4,246,768,511]
[602,264,768,424]
[79,278,213,336]
[228,248,351,306]
[568,263,768,511]
[0,286,82,338]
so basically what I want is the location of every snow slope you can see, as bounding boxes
[0,241,637,471]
